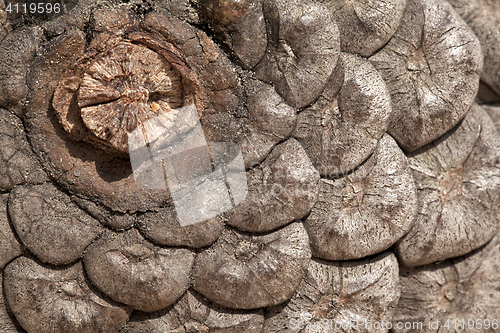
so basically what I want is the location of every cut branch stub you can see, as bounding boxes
[76,42,184,153]
[53,35,197,155]
[8,183,104,266]
[448,0,500,98]
[119,289,264,333]
[293,53,392,177]
[369,0,483,152]
[255,0,340,108]
[0,108,48,191]
[193,222,312,309]
[3,257,131,333]
[84,229,195,312]
[263,252,400,333]
[28,22,205,213]
[319,0,408,57]
[137,204,224,248]
[304,134,417,260]
[239,79,297,169]
[396,104,500,267]
[201,0,267,69]
[0,194,22,270]
[227,138,319,233]
[393,234,500,333]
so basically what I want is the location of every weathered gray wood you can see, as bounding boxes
[293,53,392,177]
[0,109,48,191]
[3,257,131,333]
[119,289,264,333]
[481,104,500,134]
[0,194,22,270]
[255,0,340,108]
[239,79,297,169]
[84,228,194,312]
[227,138,319,233]
[9,183,104,265]
[137,203,224,248]
[72,196,136,231]
[396,104,500,267]
[0,273,25,333]
[263,252,400,333]
[318,0,407,57]
[193,222,312,309]
[0,0,10,42]
[304,134,417,260]
[200,0,267,69]
[0,27,43,117]
[369,0,483,152]
[393,233,500,332]
[448,0,500,98]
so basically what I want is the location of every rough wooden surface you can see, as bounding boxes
[0,109,48,191]
[448,0,500,98]
[9,183,103,265]
[227,138,319,233]
[370,0,483,152]
[2,0,500,331]
[318,0,407,57]
[138,204,224,248]
[193,222,312,309]
[26,27,170,213]
[84,229,194,312]
[72,196,136,231]
[393,234,500,332]
[119,289,264,333]
[3,257,131,333]
[201,0,267,69]
[482,103,500,133]
[0,194,22,270]
[305,134,417,260]
[293,53,392,177]
[239,79,297,169]
[0,27,43,117]
[396,104,500,267]
[76,42,184,153]
[0,272,25,333]
[0,0,10,42]
[263,251,400,333]
[255,0,340,108]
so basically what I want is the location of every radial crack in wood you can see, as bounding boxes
[369,0,483,152]
[227,138,320,233]
[84,229,195,312]
[263,252,400,333]
[317,0,408,57]
[294,53,392,177]
[255,0,340,108]
[8,183,104,265]
[393,233,500,332]
[304,134,417,260]
[193,222,312,309]
[3,257,131,333]
[396,104,500,267]
[119,289,265,333]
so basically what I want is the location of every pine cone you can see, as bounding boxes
[1,0,500,332]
